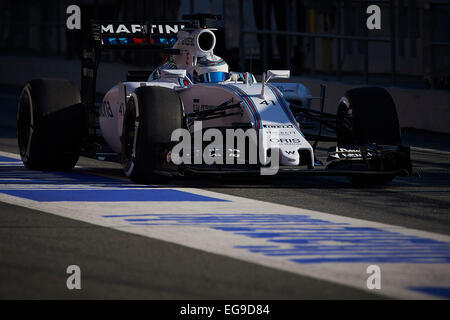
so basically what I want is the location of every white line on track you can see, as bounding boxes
[0,150,449,299]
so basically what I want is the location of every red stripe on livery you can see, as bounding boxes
[267,84,301,132]
[227,85,260,130]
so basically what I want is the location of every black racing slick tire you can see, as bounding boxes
[336,87,402,186]
[17,79,83,170]
[121,86,184,184]
[336,87,401,146]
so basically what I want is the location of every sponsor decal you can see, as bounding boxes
[100,23,184,35]
[118,102,125,116]
[200,105,215,111]
[269,138,301,144]
[265,130,297,136]
[101,24,143,34]
[82,49,95,61]
[275,85,295,93]
[329,147,375,159]
[263,124,294,129]
[150,24,184,35]
[99,101,113,118]
[260,99,276,106]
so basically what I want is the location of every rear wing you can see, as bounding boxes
[80,20,187,105]
[91,21,186,48]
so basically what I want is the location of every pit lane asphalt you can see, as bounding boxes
[0,85,448,299]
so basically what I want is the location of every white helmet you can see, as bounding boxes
[194,55,229,83]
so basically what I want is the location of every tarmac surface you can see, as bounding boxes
[0,85,449,299]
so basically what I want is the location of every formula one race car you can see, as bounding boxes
[17,14,412,185]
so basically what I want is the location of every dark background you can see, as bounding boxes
[0,0,449,89]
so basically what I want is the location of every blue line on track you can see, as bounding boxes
[102,213,450,264]
[0,155,227,202]
[0,156,22,162]
[0,189,227,202]
[409,287,450,299]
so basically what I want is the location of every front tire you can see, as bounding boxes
[121,86,184,184]
[336,87,401,146]
[336,87,402,186]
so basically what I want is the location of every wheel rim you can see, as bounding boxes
[17,86,33,162]
[122,98,137,176]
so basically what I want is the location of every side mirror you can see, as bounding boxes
[261,70,290,98]
[266,70,290,82]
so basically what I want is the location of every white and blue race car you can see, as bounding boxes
[17,14,412,185]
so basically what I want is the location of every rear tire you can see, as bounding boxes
[336,87,401,186]
[121,86,184,184]
[17,79,83,170]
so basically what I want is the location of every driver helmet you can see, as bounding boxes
[194,55,229,83]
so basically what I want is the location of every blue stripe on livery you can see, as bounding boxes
[225,84,261,130]
[267,84,305,138]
